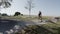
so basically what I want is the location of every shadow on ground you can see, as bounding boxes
[51,27,60,34]
[24,25,58,34]
[0,18,27,34]
[0,19,18,33]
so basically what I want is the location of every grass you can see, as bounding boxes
[12,15,60,34]
[1,15,60,34]
[0,15,53,21]
[23,21,60,34]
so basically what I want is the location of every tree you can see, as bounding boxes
[0,0,12,17]
[2,13,8,16]
[14,12,21,16]
[0,13,1,15]
[0,0,12,8]
[25,0,34,17]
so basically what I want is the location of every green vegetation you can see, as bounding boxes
[0,15,60,34]
[17,21,60,34]
[8,16,59,34]
[0,15,54,21]
[14,12,21,16]
[1,13,8,16]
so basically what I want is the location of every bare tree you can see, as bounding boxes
[0,0,12,18]
[25,0,34,17]
[0,0,12,8]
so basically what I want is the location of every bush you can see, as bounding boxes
[14,12,21,16]
[2,13,8,16]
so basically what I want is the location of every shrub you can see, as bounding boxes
[14,12,21,16]
[2,13,8,16]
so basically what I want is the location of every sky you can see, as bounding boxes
[0,0,60,16]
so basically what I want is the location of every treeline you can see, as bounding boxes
[0,12,23,16]
[0,13,8,16]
